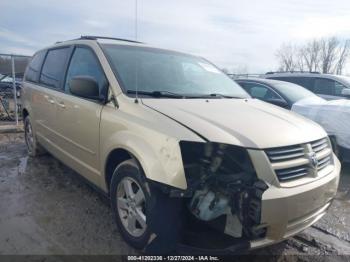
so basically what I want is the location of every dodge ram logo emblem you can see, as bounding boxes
[307,152,318,169]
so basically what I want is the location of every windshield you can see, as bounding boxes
[335,75,350,87]
[102,44,249,98]
[272,81,319,104]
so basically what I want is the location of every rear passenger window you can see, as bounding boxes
[40,47,70,89]
[314,78,335,95]
[271,77,314,91]
[24,51,46,83]
[64,47,107,95]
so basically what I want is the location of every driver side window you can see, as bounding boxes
[65,47,107,96]
[242,82,281,100]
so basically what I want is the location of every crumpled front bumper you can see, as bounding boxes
[250,154,340,249]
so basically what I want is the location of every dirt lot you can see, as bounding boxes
[1,133,350,259]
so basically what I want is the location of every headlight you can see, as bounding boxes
[179,141,256,190]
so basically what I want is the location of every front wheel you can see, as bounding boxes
[110,159,151,249]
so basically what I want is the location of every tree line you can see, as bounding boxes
[276,37,350,75]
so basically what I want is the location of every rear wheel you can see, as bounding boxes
[24,116,46,157]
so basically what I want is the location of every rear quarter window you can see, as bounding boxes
[24,51,46,83]
[39,47,71,89]
[270,77,315,91]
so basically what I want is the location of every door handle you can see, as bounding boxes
[48,99,55,104]
[57,102,66,108]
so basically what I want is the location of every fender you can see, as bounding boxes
[101,130,188,191]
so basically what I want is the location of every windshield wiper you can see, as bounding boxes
[126,90,244,99]
[127,90,185,98]
[197,93,243,99]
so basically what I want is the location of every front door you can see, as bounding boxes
[55,46,108,185]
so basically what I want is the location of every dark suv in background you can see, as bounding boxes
[264,72,350,100]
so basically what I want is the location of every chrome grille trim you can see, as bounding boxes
[265,138,333,183]
[318,155,331,171]
[311,138,329,153]
[311,138,328,148]
[276,166,308,182]
[266,145,304,162]
[267,146,303,155]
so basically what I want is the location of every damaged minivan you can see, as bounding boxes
[21,36,340,253]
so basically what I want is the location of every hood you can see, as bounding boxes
[142,98,327,149]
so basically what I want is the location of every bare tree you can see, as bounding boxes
[300,39,321,72]
[275,37,350,74]
[295,48,306,71]
[320,37,339,73]
[275,44,297,71]
[335,39,350,75]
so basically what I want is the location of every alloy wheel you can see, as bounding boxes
[116,177,147,238]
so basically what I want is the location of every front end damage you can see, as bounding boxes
[144,138,340,254]
[180,142,268,240]
[145,141,269,253]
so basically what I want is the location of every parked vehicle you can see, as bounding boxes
[236,78,350,162]
[0,75,22,98]
[21,36,340,253]
[264,72,350,100]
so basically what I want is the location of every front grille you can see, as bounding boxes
[265,138,333,183]
[275,165,309,182]
[318,155,331,171]
[311,138,328,153]
[266,145,304,162]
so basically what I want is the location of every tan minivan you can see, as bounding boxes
[21,36,340,253]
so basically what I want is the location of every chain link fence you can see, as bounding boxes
[0,54,31,124]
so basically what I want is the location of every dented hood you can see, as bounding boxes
[142,98,327,149]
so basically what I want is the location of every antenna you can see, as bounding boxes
[134,0,139,103]
[135,0,138,41]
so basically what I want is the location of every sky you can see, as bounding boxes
[1,0,350,73]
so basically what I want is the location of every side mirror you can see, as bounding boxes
[341,88,350,97]
[69,76,102,101]
[266,98,289,108]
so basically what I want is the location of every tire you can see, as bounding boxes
[110,159,151,249]
[24,116,46,157]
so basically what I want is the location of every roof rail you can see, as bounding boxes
[265,71,320,75]
[55,36,144,45]
[227,73,262,79]
[80,35,143,44]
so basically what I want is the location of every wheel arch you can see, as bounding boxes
[104,147,134,194]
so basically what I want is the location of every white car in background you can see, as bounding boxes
[236,78,350,162]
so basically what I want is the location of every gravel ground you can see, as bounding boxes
[0,133,350,259]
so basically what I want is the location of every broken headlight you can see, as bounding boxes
[179,141,256,192]
[179,141,267,239]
